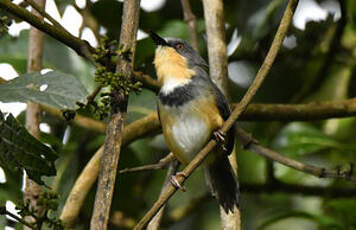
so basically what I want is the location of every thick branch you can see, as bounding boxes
[90,1,141,228]
[133,1,298,229]
[42,99,356,136]
[203,0,229,96]
[240,99,356,121]
[202,0,239,228]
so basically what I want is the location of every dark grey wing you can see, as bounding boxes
[212,84,235,155]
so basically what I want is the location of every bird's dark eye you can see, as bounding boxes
[176,43,184,51]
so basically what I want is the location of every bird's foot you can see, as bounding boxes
[170,172,187,192]
[213,130,227,151]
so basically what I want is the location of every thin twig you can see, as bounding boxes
[24,0,63,29]
[133,1,298,229]
[147,160,180,230]
[132,71,161,93]
[3,209,36,229]
[119,153,175,174]
[235,126,356,182]
[86,84,103,105]
[180,0,199,52]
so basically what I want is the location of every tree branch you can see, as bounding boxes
[235,126,356,182]
[41,98,356,137]
[90,1,141,229]
[119,153,174,174]
[132,71,161,93]
[1,208,36,229]
[61,112,159,227]
[180,0,199,52]
[24,0,46,228]
[202,0,239,228]
[147,160,179,230]
[41,105,107,133]
[133,0,298,229]
[0,0,95,60]
[240,99,356,121]
[24,0,63,28]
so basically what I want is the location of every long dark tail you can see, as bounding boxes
[204,155,239,213]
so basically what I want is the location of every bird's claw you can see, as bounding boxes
[213,130,227,151]
[170,172,187,192]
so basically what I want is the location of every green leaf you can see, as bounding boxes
[0,111,58,185]
[0,71,88,110]
[272,122,345,157]
[0,169,22,203]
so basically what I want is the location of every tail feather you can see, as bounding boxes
[204,156,239,213]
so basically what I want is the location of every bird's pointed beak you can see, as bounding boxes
[149,31,169,46]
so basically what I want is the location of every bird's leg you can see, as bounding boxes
[170,172,187,192]
[213,130,227,151]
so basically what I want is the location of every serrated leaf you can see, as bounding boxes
[0,111,57,185]
[0,71,88,110]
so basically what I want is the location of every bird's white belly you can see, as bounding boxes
[171,113,210,161]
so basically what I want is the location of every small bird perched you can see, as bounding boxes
[149,31,239,213]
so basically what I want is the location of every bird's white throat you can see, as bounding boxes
[161,77,191,94]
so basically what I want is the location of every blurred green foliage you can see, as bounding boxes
[0,0,356,229]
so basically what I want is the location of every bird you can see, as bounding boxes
[149,31,239,213]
